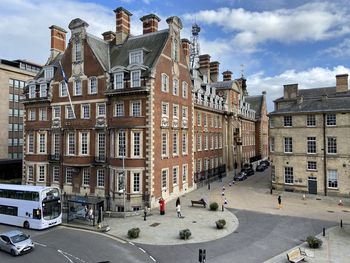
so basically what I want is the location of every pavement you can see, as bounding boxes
[64,169,350,262]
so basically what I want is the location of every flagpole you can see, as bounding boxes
[59,61,76,119]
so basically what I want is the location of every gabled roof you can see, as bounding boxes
[245,95,263,118]
[86,34,109,71]
[110,29,169,74]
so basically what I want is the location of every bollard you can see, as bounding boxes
[222,204,224,212]
[270,188,273,195]
[341,220,343,228]
[323,227,325,236]
[208,182,210,190]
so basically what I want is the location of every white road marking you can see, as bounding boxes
[150,255,156,262]
[34,242,47,247]
[139,247,146,253]
[58,249,74,263]
[129,241,135,246]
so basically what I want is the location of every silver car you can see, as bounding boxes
[0,230,34,256]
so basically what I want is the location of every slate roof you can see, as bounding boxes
[110,29,169,75]
[245,95,263,118]
[86,34,109,71]
[211,80,239,92]
[270,86,350,115]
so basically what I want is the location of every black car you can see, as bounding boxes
[234,171,247,181]
[256,163,266,172]
[241,167,254,176]
[260,160,270,167]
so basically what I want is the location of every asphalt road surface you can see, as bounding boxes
[0,225,155,263]
[139,209,336,263]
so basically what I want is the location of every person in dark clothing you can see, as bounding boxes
[176,197,180,207]
[278,195,282,209]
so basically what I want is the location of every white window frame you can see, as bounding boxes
[82,168,90,186]
[173,104,179,119]
[66,167,73,184]
[27,165,34,181]
[307,137,316,154]
[65,105,75,119]
[129,50,143,64]
[162,102,169,117]
[37,165,46,182]
[44,67,54,79]
[29,109,36,121]
[182,131,188,155]
[40,84,47,97]
[74,79,82,96]
[173,131,178,156]
[53,166,60,183]
[53,106,61,119]
[37,132,47,154]
[96,103,106,117]
[173,78,179,96]
[97,169,105,188]
[327,169,338,189]
[131,130,142,158]
[117,131,127,157]
[307,114,316,127]
[39,108,47,121]
[79,131,89,155]
[67,132,76,156]
[27,132,34,154]
[60,81,68,97]
[327,137,337,154]
[131,171,142,193]
[114,72,124,89]
[131,100,141,117]
[307,161,317,171]
[182,81,188,98]
[173,166,179,186]
[131,70,141,88]
[161,168,168,190]
[75,40,82,61]
[284,137,293,153]
[284,167,294,184]
[182,164,188,183]
[89,77,97,94]
[284,116,292,127]
[29,85,36,98]
[326,114,336,126]
[161,131,169,158]
[81,104,90,119]
[115,101,124,117]
[161,73,169,92]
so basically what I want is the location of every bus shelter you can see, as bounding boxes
[66,196,104,227]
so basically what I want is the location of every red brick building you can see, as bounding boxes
[23,8,193,212]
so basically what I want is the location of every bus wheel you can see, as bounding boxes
[23,221,30,229]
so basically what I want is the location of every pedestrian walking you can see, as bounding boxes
[222,191,225,196]
[278,195,282,209]
[176,204,182,218]
[176,197,180,207]
[143,205,148,221]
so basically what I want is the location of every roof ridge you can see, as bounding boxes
[129,29,169,40]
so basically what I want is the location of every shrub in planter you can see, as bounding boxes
[216,219,226,229]
[210,202,219,211]
[128,227,140,239]
[306,236,323,248]
[179,229,192,240]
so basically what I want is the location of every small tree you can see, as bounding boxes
[210,202,219,211]
[216,219,226,229]
[128,227,140,239]
[306,236,323,248]
[179,229,192,240]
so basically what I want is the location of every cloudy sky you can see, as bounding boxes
[1,0,349,111]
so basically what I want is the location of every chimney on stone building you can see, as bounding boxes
[114,7,132,45]
[222,70,232,81]
[199,54,211,82]
[210,61,220,83]
[181,38,191,67]
[102,31,116,42]
[336,74,348,93]
[49,25,67,59]
[140,14,160,34]
[283,84,298,99]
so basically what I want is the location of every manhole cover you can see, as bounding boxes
[192,221,197,223]
[150,223,160,227]
[327,210,334,213]
[342,210,349,213]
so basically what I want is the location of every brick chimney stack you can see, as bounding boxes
[222,70,233,81]
[114,7,132,45]
[140,14,160,34]
[102,31,116,42]
[49,25,67,59]
[199,54,211,83]
[210,61,220,83]
[181,38,191,67]
[336,74,348,93]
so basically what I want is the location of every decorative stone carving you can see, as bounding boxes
[172,118,179,128]
[52,118,61,128]
[182,119,188,128]
[161,117,169,128]
[96,117,106,127]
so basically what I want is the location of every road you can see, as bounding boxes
[0,225,155,263]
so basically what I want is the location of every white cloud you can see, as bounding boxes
[321,38,350,58]
[248,65,350,111]
[184,2,350,52]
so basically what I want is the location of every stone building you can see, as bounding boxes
[22,7,193,212]
[269,74,350,197]
[0,59,41,182]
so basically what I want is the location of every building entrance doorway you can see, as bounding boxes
[308,177,317,194]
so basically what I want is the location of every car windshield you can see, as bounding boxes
[10,234,28,243]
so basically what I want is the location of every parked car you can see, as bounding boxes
[241,167,255,176]
[234,171,247,181]
[260,160,270,167]
[256,163,267,172]
[0,230,34,256]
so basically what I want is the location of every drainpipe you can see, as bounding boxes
[323,113,327,196]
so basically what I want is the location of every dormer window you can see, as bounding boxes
[129,50,143,65]
[75,40,82,61]
[114,73,124,89]
[131,70,141,88]
[44,67,54,79]
[40,84,47,97]
[29,85,36,98]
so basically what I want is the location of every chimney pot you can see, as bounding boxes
[114,7,133,45]
[140,14,161,34]
[210,61,220,83]
[222,70,233,81]
[49,25,67,58]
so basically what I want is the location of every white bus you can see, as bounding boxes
[0,184,62,230]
